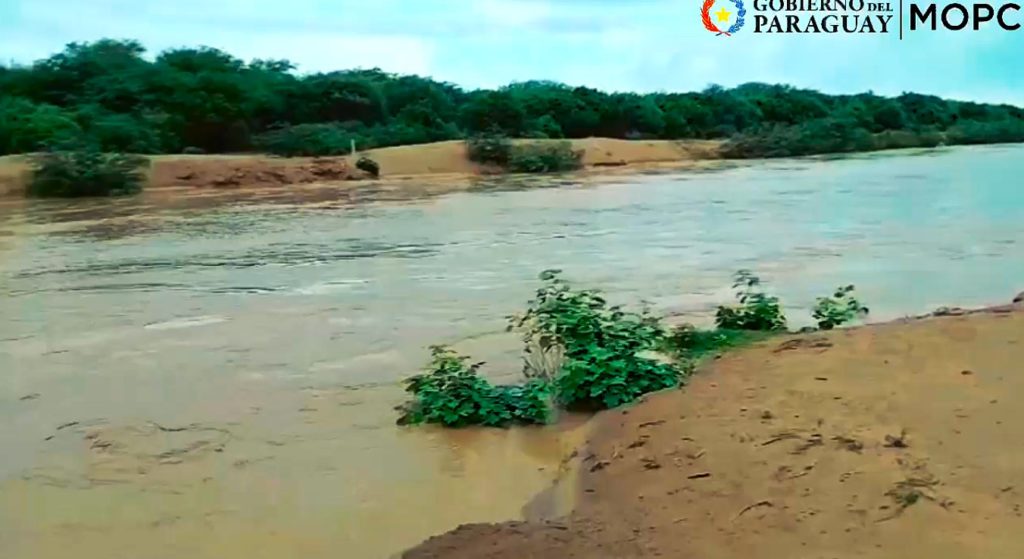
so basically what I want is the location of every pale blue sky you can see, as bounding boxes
[1,0,1022,104]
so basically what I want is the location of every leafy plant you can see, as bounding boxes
[27,146,148,198]
[0,97,82,155]
[715,270,787,331]
[356,155,380,177]
[510,270,681,410]
[399,271,687,427]
[507,142,583,173]
[465,134,512,166]
[397,345,550,427]
[812,284,869,330]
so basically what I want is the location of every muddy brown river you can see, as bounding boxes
[2,145,1024,558]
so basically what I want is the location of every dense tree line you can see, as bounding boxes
[3,39,1024,158]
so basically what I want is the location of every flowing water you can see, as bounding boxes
[2,145,1023,558]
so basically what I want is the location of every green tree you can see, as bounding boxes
[0,97,82,154]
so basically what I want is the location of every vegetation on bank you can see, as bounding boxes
[398,270,870,428]
[2,39,1023,160]
[812,285,869,330]
[467,135,583,173]
[27,145,149,198]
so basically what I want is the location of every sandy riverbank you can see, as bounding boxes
[405,298,1024,558]
[0,138,722,197]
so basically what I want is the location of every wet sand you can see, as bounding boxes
[406,301,1024,558]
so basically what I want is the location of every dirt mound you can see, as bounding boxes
[405,306,1024,558]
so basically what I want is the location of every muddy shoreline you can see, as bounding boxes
[404,298,1024,558]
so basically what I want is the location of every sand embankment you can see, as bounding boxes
[406,299,1024,558]
[0,138,721,197]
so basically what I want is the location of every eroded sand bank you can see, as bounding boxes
[0,138,722,197]
[406,301,1024,558]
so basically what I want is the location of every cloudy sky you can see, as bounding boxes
[1,0,1022,104]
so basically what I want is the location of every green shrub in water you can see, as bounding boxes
[399,271,685,427]
[715,270,788,331]
[397,346,550,427]
[510,270,681,410]
[27,147,148,198]
[812,284,869,330]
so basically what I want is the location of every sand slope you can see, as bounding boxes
[0,138,720,197]
[406,303,1024,558]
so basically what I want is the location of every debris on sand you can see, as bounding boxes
[774,337,833,353]
[878,475,950,522]
[884,429,910,449]
[733,500,774,521]
[760,431,801,447]
[641,457,662,470]
[589,460,610,472]
[833,435,864,453]
[792,433,824,454]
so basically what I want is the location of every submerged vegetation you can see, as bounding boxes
[399,271,687,427]
[2,39,1023,159]
[399,270,870,428]
[397,346,550,427]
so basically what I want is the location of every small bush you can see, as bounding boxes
[507,142,583,173]
[812,285,869,330]
[27,147,148,198]
[715,270,787,331]
[466,134,512,166]
[397,346,550,427]
[356,155,380,177]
